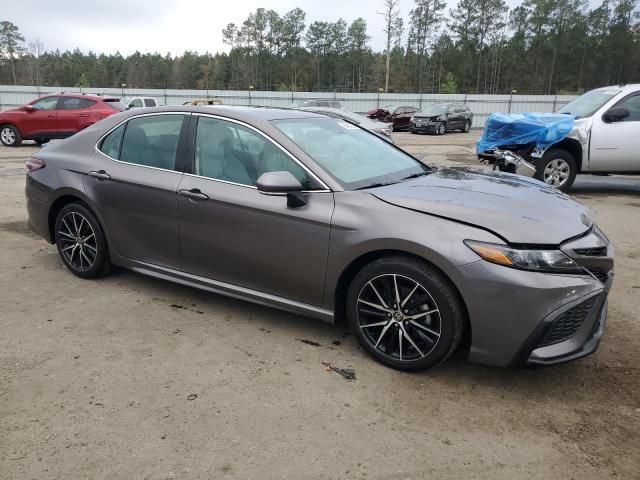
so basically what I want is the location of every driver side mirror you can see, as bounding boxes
[23,105,35,112]
[603,107,630,123]
[257,171,306,208]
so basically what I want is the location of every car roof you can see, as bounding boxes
[591,84,640,94]
[39,92,118,100]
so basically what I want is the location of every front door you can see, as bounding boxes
[22,96,60,138]
[589,92,640,171]
[85,113,188,268]
[177,115,334,306]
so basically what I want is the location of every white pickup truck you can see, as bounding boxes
[536,84,640,190]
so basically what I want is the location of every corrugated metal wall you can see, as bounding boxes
[0,85,577,128]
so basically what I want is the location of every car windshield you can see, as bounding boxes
[383,105,398,112]
[272,117,430,190]
[557,89,621,119]
[103,99,127,111]
[419,104,448,116]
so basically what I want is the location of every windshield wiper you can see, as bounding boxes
[401,170,433,181]
[353,181,397,190]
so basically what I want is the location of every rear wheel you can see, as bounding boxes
[534,149,577,192]
[346,256,464,371]
[0,125,21,147]
[54,203,110,279]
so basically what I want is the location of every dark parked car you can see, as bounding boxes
[0,93,125,147]
[410,103,473,135]
[26,106,613,371]
[367,105,419,131]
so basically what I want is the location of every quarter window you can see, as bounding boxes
[194,116,312,188]
[31,97,59,110]
[101,115,184,170]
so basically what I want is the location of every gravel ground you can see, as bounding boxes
[1,134,639,479]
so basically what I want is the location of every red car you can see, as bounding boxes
[367,105,420,131]
[0,93,125,147]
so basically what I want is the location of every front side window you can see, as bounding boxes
[614,94,640,122]
[273,117,430,190]
[103,115,184,170]
[195,116,312,188]
[130,99,144,108]
[31,96,59,110]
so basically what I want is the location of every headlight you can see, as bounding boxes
[410,116,415,122]
[464,240,584,274]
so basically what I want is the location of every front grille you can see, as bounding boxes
[574,247,607,256]
[587,268,610,284]
[538,297,598,347]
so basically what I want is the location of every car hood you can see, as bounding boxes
[370,168,592,245]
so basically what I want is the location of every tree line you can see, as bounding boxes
[0,0,638,95]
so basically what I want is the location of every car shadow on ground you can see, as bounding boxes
[102,265,609,406]
[571,175,640,195]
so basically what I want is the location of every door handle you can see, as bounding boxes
[89,170,111,180]
[76,113,89,117]
[179,188,209,201]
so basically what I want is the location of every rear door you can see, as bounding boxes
[589,92,640,171]
[57,97,96,136]
[176,114,334,306]
[86,113,188,268]
[21,96,60,138]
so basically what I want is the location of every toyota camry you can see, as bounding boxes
[25,106,614,370]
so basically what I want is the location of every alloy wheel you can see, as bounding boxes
[438,124,446,135]
[356,274,441,362]
[543,158,570,187]
[463,121,471,133]
[1,127,16,145]
[57,211,98,272]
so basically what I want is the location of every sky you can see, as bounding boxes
[13,0,412,55]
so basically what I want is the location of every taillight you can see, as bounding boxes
[26,157,45,172]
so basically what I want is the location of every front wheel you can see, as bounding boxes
[1,125,22,147]
[346,256,465,371]
[436,122,446,135]
[534,149,577,192]
[54,203,110,279]
[463,121,471,133]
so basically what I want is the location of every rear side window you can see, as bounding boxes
[144,98,157,107]
[118,115,184,170]
[61,97,96,110]
[99,124,126,159]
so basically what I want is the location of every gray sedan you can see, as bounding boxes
[25,106,613,370]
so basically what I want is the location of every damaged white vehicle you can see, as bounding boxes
[477,84,640,192]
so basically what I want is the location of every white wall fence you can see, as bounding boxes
[0,85,577,129]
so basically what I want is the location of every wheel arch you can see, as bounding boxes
[333,249,471,347]
[47,190,108,247]
[548,138,583,172]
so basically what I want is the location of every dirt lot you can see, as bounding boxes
[1,133,639,479]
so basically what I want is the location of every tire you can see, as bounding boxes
[54,203,110,279]
[463,121,471,133]
[534,149,577,192]
[0,124,22,147]
[34,138,50,146]
[346,256,465,371]
[436,122,446,136]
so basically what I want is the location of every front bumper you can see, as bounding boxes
[449,226,613,368]
[410,121,438,133]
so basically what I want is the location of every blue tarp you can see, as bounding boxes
[476,112,575,154]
